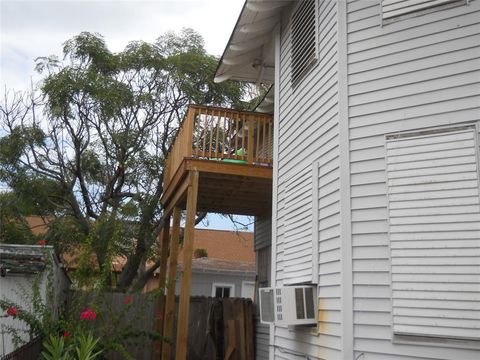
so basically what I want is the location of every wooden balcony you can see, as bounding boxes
[156,105,273,359]
[161,105,273,217]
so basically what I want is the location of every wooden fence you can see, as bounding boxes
[0,336,42,360]
[73,292,254,360]
[167,297,254,360]
[71,291,156,360]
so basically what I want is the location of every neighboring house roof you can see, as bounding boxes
[24,216,50,236]
[179,257,255,275]
[112,228,255,274]
[214,0,292,83]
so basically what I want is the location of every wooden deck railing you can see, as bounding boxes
[164,105,273,189]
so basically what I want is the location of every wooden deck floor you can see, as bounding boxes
[160,158,272,217]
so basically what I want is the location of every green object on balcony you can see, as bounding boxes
[223,148,247,164]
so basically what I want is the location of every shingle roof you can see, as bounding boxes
[25,216,50,236]
[179,257,255,274]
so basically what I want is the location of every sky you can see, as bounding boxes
[0,0,254,231]
[0,0,244,92]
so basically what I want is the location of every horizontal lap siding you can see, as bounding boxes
[255,317,269,360]
[386,128,480,340]
[254,215,271,359]
[274,0,341,357]
[255,216,272,251]
[0,274,47,355]
[283,165,315,284]
[347,0,480,358]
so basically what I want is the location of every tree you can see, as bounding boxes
[0,192,35,244]
[0,29,249,291]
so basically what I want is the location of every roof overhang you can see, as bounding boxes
[214,0,293,84]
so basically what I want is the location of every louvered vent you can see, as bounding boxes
[382,0,462,20]
[291,0,317,85]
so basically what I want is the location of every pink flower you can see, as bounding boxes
[37,239,46,246]
[6,306,17,317]
[80,308,97,321]
[123,296,133,305]
[63,331,71,339]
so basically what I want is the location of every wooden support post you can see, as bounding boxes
[162,207,181,360]
[153,217,170,359]
[175,170,199,360]
[247,115,254,164]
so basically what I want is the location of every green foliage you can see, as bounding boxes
[0,192,35,244]
[0,243,159,359]
[12,177,68,216]
[0,28,250,291]
[41,335,71,360]
[41,333,103,360]
[193,248,208,258]
[75,333,103,360]
[0,126,45,165]
[60,291,160,359]
[46,216,88,254]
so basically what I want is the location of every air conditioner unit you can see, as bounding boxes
[259,286,317,326]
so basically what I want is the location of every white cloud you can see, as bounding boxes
[0,0,244,92]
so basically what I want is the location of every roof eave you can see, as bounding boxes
[214,0,292,84]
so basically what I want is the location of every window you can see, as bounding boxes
[241,281,255,300]
[382,0,465,22]
[291,0,318,85]
[212,283,235,298]
[385,125,480,340]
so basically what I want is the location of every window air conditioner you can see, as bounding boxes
[259,286,317,326]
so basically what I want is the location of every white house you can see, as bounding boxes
[214,1,480,359]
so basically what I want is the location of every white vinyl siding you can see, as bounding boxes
[274,0,342,357]
[386,126,480,340]
[254,216,272,251]
[283,165,317,285]
[382,0,462,20]
[0,274,45,354]
[348,0,480,358]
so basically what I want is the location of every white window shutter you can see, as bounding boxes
[386,126,480,340]
[283,163,318,285]
[382,0,461,20]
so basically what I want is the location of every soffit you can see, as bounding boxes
[215,0,293,84]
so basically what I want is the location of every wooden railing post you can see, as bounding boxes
[184,107,194,158]
[247,114,254,164]
[164,155,171,189]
